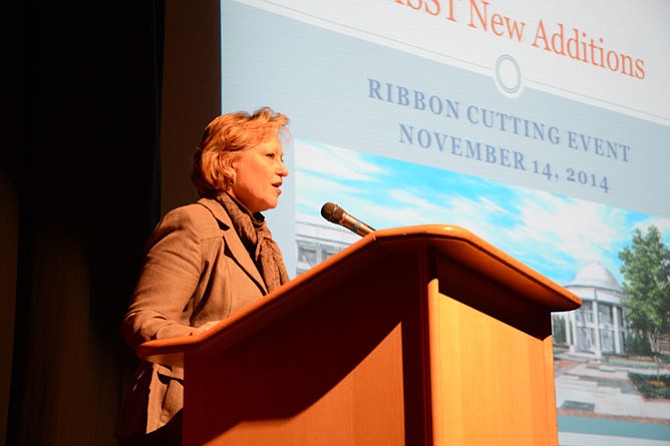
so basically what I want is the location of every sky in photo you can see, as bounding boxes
[295,139,670,287]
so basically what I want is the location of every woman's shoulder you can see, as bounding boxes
[156,199,228,239]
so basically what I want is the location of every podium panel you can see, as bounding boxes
[428,279,558,445]
[185,254,429,445]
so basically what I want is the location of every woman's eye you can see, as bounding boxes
[266,153,275,159]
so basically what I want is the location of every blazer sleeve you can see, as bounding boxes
[121,205,208,351]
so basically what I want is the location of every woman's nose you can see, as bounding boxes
[277,161,288,177]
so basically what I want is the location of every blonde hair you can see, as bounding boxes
[192,107,289,197]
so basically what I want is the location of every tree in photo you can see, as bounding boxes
[618,225,670,355]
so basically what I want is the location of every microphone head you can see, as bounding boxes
[320,202,344,223]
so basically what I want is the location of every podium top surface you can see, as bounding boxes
[137,225,581,366]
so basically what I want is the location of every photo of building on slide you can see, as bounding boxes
[294,140,670,426]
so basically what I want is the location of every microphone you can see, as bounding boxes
[320,202,375,237]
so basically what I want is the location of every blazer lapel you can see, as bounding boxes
[197,198,268,295]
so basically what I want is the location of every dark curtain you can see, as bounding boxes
[6,1,164,444]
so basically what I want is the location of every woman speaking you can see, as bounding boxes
[116,107,291,445]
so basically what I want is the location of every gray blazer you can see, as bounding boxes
[117,197,268,435]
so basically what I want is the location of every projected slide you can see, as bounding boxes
[221,1,670,444]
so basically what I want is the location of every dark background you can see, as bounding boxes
[4,1,220,444]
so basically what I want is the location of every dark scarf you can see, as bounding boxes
[217,192,289,293]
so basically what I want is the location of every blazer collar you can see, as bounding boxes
[197,197,268,295]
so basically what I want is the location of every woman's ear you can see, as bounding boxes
[218,153,237,189]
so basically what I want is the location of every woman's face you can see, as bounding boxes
[229,135,288,214]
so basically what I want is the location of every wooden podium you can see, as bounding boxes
[138,225,581,445]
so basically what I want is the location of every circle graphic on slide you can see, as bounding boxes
[495,54,523,97]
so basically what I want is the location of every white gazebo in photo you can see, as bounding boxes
[559,261,628,358]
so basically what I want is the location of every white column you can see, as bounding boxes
[568,312,578,353]
[592,299,602,357]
